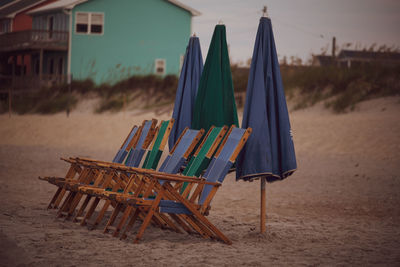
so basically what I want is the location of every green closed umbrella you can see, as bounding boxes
[192,24,239,132]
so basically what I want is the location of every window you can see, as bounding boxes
[75,12,104,34]
[0,19,11,34]
[155,59,166,75]
[76,13,89,33]
[90,13,103,33]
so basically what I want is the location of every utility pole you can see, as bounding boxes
[8,86,12,118]
[332,36,336,57]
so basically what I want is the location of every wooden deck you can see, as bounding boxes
[0,30,68,52]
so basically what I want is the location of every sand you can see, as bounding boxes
[0,97,399,266]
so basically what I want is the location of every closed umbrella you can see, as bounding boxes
[169,36,204,150]
[236,16,297,232]
[192,24,238,132]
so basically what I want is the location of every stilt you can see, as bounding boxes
[260,177,266,233]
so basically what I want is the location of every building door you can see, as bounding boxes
[58,57,64,76]
[48,57,55,80]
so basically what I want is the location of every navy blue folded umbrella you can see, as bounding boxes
[169,36,203,150]
[236,17,297,183]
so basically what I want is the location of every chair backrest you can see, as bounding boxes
[198,126,252,206]
[179,126,228,193]
[124,119,157,167]
[112,125,139,164]
[157,128,204,174]
[142,119,174,170]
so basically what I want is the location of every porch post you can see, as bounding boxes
[21,54,25,76]
[39,49,43,88]
[11,55,16,88]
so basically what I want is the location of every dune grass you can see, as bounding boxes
[1,64,398,114]
[281,64,400,112]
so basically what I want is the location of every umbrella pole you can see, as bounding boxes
[260,177,266,233]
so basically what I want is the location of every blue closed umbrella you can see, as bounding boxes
[169,36,203,150]
[236,17,297,182]
[236,16,297,233]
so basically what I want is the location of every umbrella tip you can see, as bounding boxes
[192,32,196,37]
[218,20,224,25]
[262,5,269,18]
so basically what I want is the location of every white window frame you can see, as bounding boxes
[155,59,166,75]
[75,12,104,35]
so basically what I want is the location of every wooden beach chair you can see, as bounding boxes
[65,119,174,221]
[110,126,251,244]
[40,122,140,209]
[42,119,157,212]
[76,127,207,230]
[55,119,169,218]
[101,126,228,236]
[44,118,153,187]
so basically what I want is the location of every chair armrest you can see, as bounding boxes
[147,173,220,186]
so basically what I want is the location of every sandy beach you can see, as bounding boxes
[0,97,399,266]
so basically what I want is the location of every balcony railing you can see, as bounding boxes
[0,30,68,52]
[0,74,70,90]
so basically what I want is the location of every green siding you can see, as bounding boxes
[71,0,192,84]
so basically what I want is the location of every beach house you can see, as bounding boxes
[0,0,60,88]
[29,0,200,85]
[0,0,200,87]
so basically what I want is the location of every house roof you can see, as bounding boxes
[0,0,47,18]
[28,0,88,14]
[29,0,200,16]
[338,49,400,61]
[167,0,200,16]
[0,0,15,9]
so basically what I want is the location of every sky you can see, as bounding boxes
[181,0,400,65]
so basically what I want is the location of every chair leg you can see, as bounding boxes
[163,183,232,245]
[133,192,163,244]
[181,214,211,239]
[47,187,63,209]
[91,200,111,229]
[57,191,75,217]
[66,192,84,218]
[112,206,133,237]
[120,208,141,240]
[73,195,91,222]
[169,213,195,234]
[103,203,124,234]
[53,187,67,209]
[81,197,100,226]
[48,164,80,209]
[156,213,182,233]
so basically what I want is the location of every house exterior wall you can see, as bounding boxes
[12,13,32,31]
[32,11,69,31]
[5,0,58,75]
[31,51,67,74]
[12,0,58,31]
[70,0,192,84]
